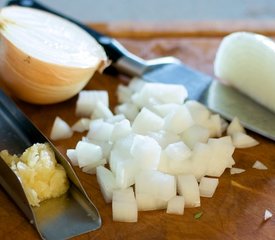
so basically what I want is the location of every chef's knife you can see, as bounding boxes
[7,0,275,141]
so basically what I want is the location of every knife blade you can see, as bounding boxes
[7,0,275,141]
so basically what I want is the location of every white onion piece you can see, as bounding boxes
[112,187,138,222]
[71,118,91,132]
[135,193,167,211]
[230,167,246,175]
[181,125,210,149]
[199,177,219,198]
[164,142,192,174]
[50,116,73,140]
[227,157,236,168]
[128,77,146,92]
[96,165,118,203]
[92,101,114,120]
[148,130,180,149]
[205,137,235,177]
[163,105,194,134]
[152,103,180,118]
[226,117,246,136]
[264,209,273,221]
[132,108,164,134]
[66,149,78,166]
[76,91,109,117]
[190,143,211,180]
[130,135,161,170]
[110,119,132,142]
[177,174,200,208]
[82,159,106,174]
[75,141,103,168]
[117,84,133,103]
[232,132,259,148]
[202,114,222,138]
[131,82,187,107]
[114,103,139,122]
[106,114,126,124]
[0,6,108,104]
[85,138,112,159]
[135,170,176,211]
[164,142,191,162]
[166,196,185,215]
[185,100,210,125]
[87,121,114,142]
[252,160,268,170]
[214,31,275,113]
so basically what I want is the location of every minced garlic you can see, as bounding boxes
[0,143,69,206]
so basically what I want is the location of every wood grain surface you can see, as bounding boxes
[0,21,275,240]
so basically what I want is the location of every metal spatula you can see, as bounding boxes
[0,90,101,239]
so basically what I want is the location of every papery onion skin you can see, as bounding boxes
[0,7,108,104]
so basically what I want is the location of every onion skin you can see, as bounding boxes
[0,36,105,104]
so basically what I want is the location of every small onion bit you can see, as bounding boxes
[0,6,108,104]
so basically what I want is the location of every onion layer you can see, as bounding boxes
[0,6,108,104]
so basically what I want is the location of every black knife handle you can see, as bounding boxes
[7,0,129,63]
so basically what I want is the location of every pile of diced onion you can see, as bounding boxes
[50,78,259,222]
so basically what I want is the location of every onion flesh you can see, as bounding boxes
[166,196,185,215]
[55,80,263,222]
[252,160,268,170]
[50,116,73,140]
[0,6,108,104]
[230,167,246,175]
[214,31,275,113]
[199,177,219,198]
[112,187,138,222]
[264,209,273,221]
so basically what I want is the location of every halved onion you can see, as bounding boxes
[0,6,108,104]
[214,32,275,113]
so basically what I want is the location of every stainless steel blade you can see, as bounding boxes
[140,63,275,141]
[200,81,275,141]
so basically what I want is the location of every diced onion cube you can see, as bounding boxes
[135,170,176,210]
[50,116,73,140]
[112,187,138,222]
[132,108,164,134]
[92,101,113,119]
[163,105,193,134]
[226,117,246,136]
[76,90,108,117]
[177,174,200,208]
[66,149,78,166]
[71,118,90,132]
[199,177,219,198]
[75,141,103,168]
[166,196,185,215]
[96,165,117,203]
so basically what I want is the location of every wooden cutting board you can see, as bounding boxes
[0,21,275,240]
